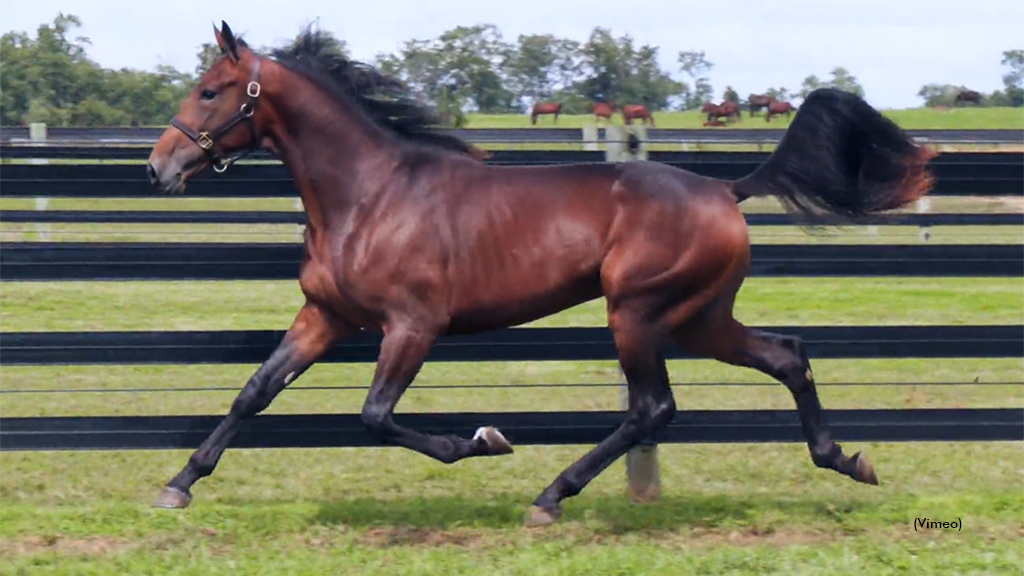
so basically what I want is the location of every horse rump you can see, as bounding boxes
[732,88,936,219]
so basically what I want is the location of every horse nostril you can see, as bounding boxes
[147,163,159,186]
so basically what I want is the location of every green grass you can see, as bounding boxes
[2,278,1021,332]
[1,216,1022,572]
[2,223,1019,244]
[2,107,1021,163]
[467,106,1024,131]
[0,195,1018,215]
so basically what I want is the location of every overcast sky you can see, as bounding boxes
[2,0,1021,109]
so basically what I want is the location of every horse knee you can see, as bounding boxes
[360,403,392,441]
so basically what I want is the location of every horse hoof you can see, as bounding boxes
[474,426,514,456]
[850,452,879,486]
[152,486,192,509]
[524,504,561,528]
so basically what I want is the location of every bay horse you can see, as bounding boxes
[954,89,983,106]
[702,100,742,123]
[530,101,562,125]
[146,22,936,527]
[621,104,655,127]
[765,100,797,122]
[747,93,774,116]
[593,101,615,123]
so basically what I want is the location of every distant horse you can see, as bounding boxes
[954,89,983,107]
[765,101,797,122]
[621,104,655,127]
[147,22,936,527]
[530,101,562,125]
[702,100,742,123]
[593,101,616,123]
[748,93,775,116]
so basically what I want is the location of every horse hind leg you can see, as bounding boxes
[526,308,676,527]
[674,307,878,486]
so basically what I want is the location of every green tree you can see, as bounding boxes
[504,34,580,104]
[572,28,681,110]
[798,67,864,99]
[1000,49,1024,106]
[917,83,960,107]
[764,86,792,101]
[677,50,713,109]
[194,42,222,76]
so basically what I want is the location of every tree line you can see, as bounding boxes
[2,13,1021,127]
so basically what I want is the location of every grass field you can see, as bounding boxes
[466,106,1024,131]
[1,186,1022,573]
[2,271,1022,573]
[2,106,1021,158]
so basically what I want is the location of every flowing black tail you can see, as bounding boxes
[732,88,937,220]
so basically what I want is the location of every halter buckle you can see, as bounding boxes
[196,132,214,150]
[247,82,261,98]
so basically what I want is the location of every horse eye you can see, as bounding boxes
[199,89,217,100]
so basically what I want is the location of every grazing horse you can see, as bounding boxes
[530,101,562,125]
[954,89,983,107]
[620,104,655,127]
[593,101,616,123]
[702,100,742,123]
[747,93,775,116]
[765,100,797,122]
[147,22,936,527]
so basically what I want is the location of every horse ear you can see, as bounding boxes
[214,20,240,63]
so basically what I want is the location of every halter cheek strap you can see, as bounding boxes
[170,57,262,173]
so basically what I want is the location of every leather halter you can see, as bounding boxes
[170,57,262,173]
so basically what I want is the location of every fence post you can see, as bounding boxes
[29,123,51,241]
[582,125,598,151]
[605,123,661,503]
[917,197,932,242]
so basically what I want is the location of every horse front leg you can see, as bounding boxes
[152,302,346,508]
[360,324,513,463]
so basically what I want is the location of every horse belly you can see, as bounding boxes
[445,240,604,334]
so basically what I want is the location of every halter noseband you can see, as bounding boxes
[170,57,263,173]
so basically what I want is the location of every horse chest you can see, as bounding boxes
[297,247,380,327]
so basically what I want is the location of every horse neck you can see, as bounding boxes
[262,67,396,231]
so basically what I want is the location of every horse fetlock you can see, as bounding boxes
[809,441,844,471]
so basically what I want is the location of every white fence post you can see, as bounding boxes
[606,123,660,503]
[582,125,598,151]
[29,123,51,240]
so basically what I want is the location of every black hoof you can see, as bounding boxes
[849,451,879,486]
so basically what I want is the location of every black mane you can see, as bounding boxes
[266,26,487,160]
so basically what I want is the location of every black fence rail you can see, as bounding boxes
[4,325,1020,365]
[4,126,1023,145]
[2,150,1021,197]
[4,408,1022,452]
[2,325,1022,451]
[3,209,1022,227]
[2,243,1020,281]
